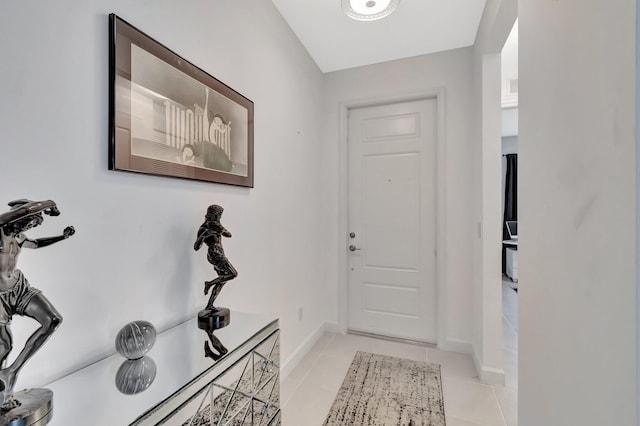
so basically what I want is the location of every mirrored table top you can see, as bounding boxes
[45,311,278,425]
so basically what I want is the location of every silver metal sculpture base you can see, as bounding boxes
[197,308,230,330]
[0,389,52,426]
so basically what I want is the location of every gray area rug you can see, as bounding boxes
[323,351,446,426]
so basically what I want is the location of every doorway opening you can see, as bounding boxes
[499,14,519,407]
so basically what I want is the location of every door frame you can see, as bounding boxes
[337,87,448,348]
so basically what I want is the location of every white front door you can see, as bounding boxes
[347,98,438,343]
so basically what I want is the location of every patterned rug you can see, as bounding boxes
[323,351,446,426]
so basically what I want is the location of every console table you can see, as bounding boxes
[45,312,280,425]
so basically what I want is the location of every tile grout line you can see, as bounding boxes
[281,333,336,408]
[284,332,516,425]
[501,282,519,337]
[491,385,509,426]
[502,311,518,338]
[498,284,518,426]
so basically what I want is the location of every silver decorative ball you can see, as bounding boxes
[115,320,157,360]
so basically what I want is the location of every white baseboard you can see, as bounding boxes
[438,338,473,354]
[281,320,339,380]
[472,346,506,386]
[323,321,340,334]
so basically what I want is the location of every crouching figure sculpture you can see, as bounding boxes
[0,199,74,420]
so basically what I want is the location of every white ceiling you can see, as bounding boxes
[271,0,488,73]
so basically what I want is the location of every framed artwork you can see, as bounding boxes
[109,14,254,187]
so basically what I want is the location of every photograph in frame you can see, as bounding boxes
[109,14,254,187]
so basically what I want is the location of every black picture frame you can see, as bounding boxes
[109,14,254,187]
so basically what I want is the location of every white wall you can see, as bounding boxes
[502,137,518,155]
[0,0,332,389]
[502,107,518,137]
[637,0,640,421]
[322,47,476,351]
[501,20,518,79]
[519,0,637,424]
[501,20,519,108]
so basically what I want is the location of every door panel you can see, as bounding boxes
[347,98,437,343]
[362,113,420,141]
[363,282,420,317]
[362,152,420,270]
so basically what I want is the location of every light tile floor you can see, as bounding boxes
[281,279,518,425]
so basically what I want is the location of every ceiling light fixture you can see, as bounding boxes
[341,0,400,21]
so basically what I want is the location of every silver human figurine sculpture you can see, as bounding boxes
[194,205,237,329]
[0,199,74,411]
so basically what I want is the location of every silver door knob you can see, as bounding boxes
[349,245,361,252]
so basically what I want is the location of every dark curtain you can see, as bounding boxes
[502,154,518,273]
